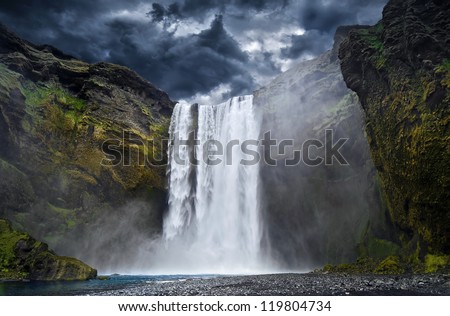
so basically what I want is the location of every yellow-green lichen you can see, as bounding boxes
[374,256,405,274]
[424,254,449,273]
[363,70,449,252]
[435,59,450,88]
[0,220,27,277]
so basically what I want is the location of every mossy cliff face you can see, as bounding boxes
[0,219,96,280]
[339,0,450,255]
[0,24,174,265]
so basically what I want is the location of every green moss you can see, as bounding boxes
[358,23,386,70]
[20,81,87,131]
[424,254,449,273]
[435,59,450,88]
[0,221,26,276]
[140,104,151,117]
[320,253,446,275]
[361,71,450,252]
[73,146,105,176]
[22,81,86,112]
[374,256,405,274]
[150,120,170,138]
[436,58,450,73]
[322,264,334,272]
[45,104,76,133]
[66,219,76,229]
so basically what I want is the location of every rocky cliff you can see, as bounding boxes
[340,0,449,267]
[0,24,174,271]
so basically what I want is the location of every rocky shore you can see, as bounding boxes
[94,273,449,296]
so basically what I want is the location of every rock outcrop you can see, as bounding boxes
[0,24,174,268]
[0,219,96,280]
[340,0,449,258]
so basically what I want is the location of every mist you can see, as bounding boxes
[253,28,384,270]
[54,200,163,274]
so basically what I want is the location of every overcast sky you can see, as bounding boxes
[0,0,387,104]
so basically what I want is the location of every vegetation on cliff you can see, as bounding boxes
[339,0,449,271]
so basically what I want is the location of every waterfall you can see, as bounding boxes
[163,103,196,240]
[160,95,265,273]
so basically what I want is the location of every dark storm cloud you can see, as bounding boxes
[148,0,289,20]
[102,14,254,98]
[148,2,181,22]
[281,31,332,59]
[274,0,387,60]
[0,0,387,101]
[297,0,387,32]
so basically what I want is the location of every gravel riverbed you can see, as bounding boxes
[93,273,450,296]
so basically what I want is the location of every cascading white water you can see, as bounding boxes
[163,102,195,241]
[158,95,265,273]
